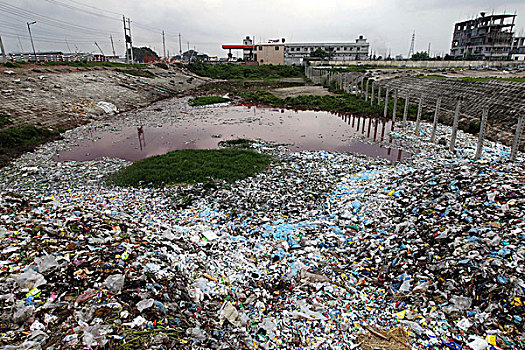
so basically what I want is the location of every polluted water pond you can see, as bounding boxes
[55,105,410,162]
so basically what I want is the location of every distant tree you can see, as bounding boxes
[310,48,328,59]
[326,47,336,61]
[411,51,431,60]
[129,47,159,63]
[182,49,199,62]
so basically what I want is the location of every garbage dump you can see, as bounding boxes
[0,107,523,349]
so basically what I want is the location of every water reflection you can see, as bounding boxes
[137,126,146,151]
[55,106,410,162]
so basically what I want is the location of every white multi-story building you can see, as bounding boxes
[284,36,369,65]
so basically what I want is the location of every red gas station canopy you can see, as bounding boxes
[222,45,254,50]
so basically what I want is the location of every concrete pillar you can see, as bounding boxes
[392,89,398,124]
[0,36,6,64]
[510,116,524,162]
[430,96,441,143]
[371,82,375,105]
[377,85,381,106]
[365,79,369,101]
[383,88,389,118]
[415,95,423,133]
[360,77,364,97]
[475,107,489,160]
[402,91,410,127]
[449,98,461,152]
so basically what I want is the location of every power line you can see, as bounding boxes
[0,23,116,44]
[0,2,119,36]
[43,0,122,22]
[63,0,123,16]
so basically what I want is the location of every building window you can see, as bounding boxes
[258,46,262,50]
[275,46,280,50]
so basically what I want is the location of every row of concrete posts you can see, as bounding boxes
[304,67,524,162]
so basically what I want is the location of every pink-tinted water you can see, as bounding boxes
[55,106,410,162]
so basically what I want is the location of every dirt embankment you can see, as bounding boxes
[0,64,208,131]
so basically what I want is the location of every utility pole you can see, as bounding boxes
[128,18,133,63]
[110,34,116,56]
[27,21,37,62]
[162,30,166,61]
[408,31,415,59]
[0,36,7,63]
[123,16,133,63]
[178,33,182,56]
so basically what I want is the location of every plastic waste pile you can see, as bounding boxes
[0,111,523,349]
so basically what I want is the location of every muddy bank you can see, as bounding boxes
[0,64,207,131]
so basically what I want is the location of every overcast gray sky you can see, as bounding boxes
[1,0,524,58]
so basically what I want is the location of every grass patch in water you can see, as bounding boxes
[219,138,254,148]
[189,96,231,106]
[108,149,273,187]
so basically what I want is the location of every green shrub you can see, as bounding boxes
[187,62,304,80]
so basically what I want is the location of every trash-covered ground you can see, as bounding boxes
[0,100,524,349]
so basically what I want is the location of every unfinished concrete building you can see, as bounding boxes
[450,12,516,60]
[511,36,525,61]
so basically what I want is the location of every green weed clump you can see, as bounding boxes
[187,62,304,81]
[461,76,525,83]
[240,90,436,122]
[0,126,61,167]
[108,149,273,187]
[0,114,13,128]
[115,68,155,78]
[2,62,21,68]
[189,96,231,106]
[0,126,59,148]
[219,138,254,148]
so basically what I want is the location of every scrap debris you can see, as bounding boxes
[0,102,524,349]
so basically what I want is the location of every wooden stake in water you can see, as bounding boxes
[430,96,441,143]
[510,116,524,162]
[415,95,423,133]
[475,107,489,160]
[383,88,389,118]
[402,91,410,127]
[449,98,462,152]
